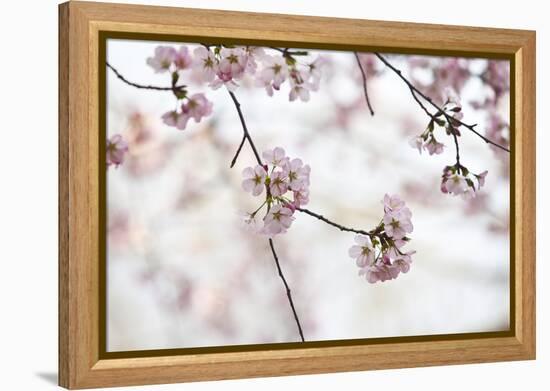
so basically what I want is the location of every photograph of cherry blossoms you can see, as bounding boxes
[105,38,511,352]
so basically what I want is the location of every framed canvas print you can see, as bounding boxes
[58,1,536,389]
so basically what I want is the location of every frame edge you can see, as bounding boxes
[60,1,537,388]
[59,1,71,388]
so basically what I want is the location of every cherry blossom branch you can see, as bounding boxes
[226,90,306,341]
[452,132,461,167]
[269,47,310,57]
[374,53,511,153]
[230,135,247,168]
[106,62,186,92]
[107,60,306,340]
[354,52,375,116]
[106,51,418,338]
[269,238,305,342]
[225,89,378,273]
[296,207,375,237]
[227,90,263,167]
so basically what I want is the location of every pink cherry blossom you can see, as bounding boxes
[288,68,311,102]
[209,60,240,91]
[440,166,483,198]
[444,173,468,195]
[106,134,128,168]
[358,250,415,284]
[263,205,295,236]
[161,111,179,128]
[219,47,247,77]
[256,55,288,96]
[243,46,265,75]
[289,84,311,102]
[347,195,415,284]
[424,139,445,155]
[262,147,288,167]
[192,46,218,82]
[269,171,288,197]
[209,47,248,91]
[382,194,405,213]
[476,170,488,189]
[242,165,268,196]
[161,94,213,131]
[292,188,310,208]
[265,55,288,86]
[239,146,311,236]
[383,207,413,240]
[146,46,176,73]
[359,259,399,283]
[348,235,375,267]
[409,131,445,156]
[174,46,192,70]
[283,158,310,191]
[393,251,415,274]
[161,110,191,131]
[182,93,213,123]
[305,55,326,91]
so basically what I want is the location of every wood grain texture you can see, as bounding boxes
[58,3,70,387]
[58,1,536,388]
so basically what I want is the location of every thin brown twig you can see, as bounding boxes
[268,239,305,342]
[296,207,374,237]
[106,62,186,92]
[354,52,375,116]
[269,47,309,57]
[104,62,389,343]
[374,53,510,153]
[227,90,263,166]
[227,90,306,342]
[230,135,247,168]
[452,132,461,167]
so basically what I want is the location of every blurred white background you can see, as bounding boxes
[107,41,510,351]
[0,0,547,390]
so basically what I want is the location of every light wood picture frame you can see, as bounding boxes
[59,1,536,389]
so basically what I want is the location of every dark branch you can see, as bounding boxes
[227,90,263,166]
[106,62,186,92]
[226,91,304,342]
[374,53,510,153]
[452,132,461,167]
[230,135,247,168]
[296,207,374,237]
[354,52,375,116]
[268,238,305,342]
[269,47,309,57]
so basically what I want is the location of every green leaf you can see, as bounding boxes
[174,89,187,100]
[171,71,179,86]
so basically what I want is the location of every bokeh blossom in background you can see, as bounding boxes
[105,39,510,352]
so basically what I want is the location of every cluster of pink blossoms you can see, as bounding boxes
[408,55,510,156]
[441,165,488,199]
[146,46,213,131]
[146,44,326,131]
[409,88,463,156]
[240,147,311,236]
[106,134,128,168]
[348,194,415,283]
[408,88,490,198]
